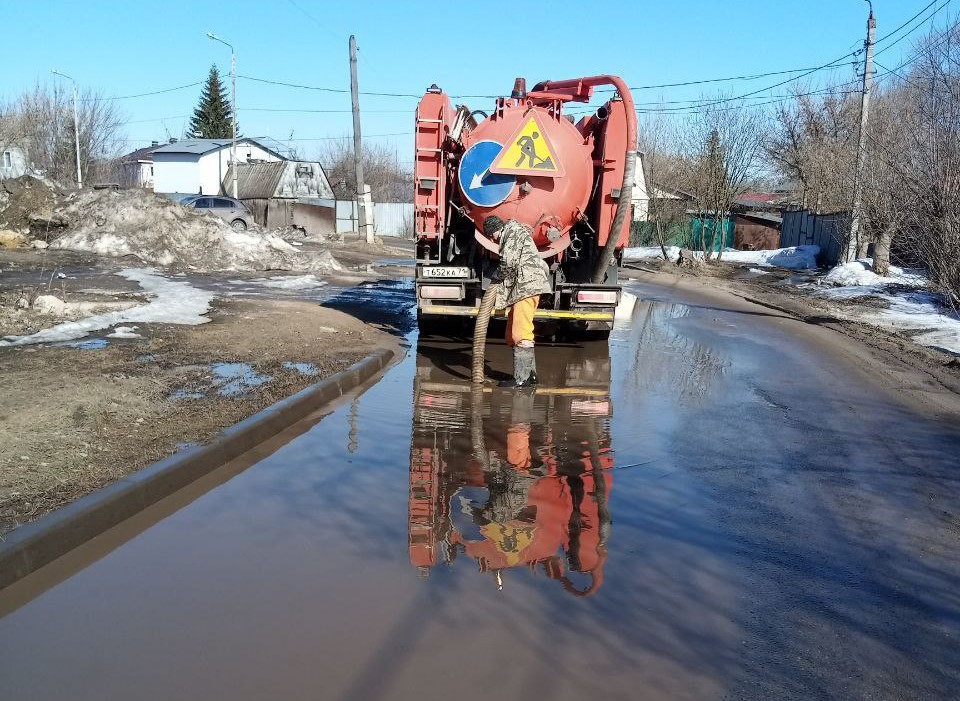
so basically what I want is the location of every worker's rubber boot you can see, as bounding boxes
[500,346,537,388]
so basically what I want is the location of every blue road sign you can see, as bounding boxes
[458,140,516,208]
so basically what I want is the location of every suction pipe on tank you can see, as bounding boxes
[535,76,637,284]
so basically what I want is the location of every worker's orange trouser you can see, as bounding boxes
[505,295,539,347]
[507,424,532,470]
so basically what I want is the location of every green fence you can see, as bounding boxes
[629,216,734,251]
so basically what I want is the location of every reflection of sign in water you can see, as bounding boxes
[490,115,565,177]
[458,140,517,207]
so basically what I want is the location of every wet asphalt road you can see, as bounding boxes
[1,279,959,700]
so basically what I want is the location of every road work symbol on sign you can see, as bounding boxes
[490,114,565,177]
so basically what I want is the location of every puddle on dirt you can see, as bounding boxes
[211,362,271,396]
[169,389,204,400]
[65,338,109,350]
[282,361,319,376]
[4,280,960,701]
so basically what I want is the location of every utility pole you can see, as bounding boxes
[207,32,237,199]
[51,70,82,189]
[349,35,374,244]
[847,2,875,263]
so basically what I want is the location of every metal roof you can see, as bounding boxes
[152,137,290,159]
[120,145,160,163]
[223,162,286,198]
[151,139,234,155]
[223,160,334,199]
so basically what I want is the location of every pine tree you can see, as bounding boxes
[187,65,237,139]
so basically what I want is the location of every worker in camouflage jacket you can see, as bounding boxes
[483,216,552,387]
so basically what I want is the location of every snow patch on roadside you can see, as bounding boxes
[232,274,329,290]
[0,268,213,347]
[615,291,638,320]
[717,245,819,270]
[623,246,681,262]
[824,259,927,288]
[871,292,960,355]
[622,244,819,270]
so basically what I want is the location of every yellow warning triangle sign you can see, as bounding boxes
[489,114,565,177]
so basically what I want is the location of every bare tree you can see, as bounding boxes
[12,83,126,186]
[893,22,960,301]
[679,101,765,262]
[637,115,689,262]
[765,87,859,213]
[318,139,412,203]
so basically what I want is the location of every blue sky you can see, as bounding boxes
[1,0,952,161]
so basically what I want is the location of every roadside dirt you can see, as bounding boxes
[0,291,398,536]
[623,262,960,420]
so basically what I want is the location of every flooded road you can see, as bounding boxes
[2,280,960,700]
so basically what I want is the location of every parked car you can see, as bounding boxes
[182,195,253,231]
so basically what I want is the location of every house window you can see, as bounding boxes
[1,152,11,169]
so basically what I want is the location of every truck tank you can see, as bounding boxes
[413,75,637,337]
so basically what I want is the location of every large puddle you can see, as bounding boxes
[2,282,960,700]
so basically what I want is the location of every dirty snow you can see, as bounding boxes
[0,268,213,347]
[106,326,143,339]
[31,294,136,316]
[233,274,330,290]
[49,188,344,273]
[623,244,819,270]
[824,259,927,288]
[615,290,638,320]
[623,246,681,262]
[869,292,960,355]
[716,245,819,270]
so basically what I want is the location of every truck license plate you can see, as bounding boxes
[421,266,470,279]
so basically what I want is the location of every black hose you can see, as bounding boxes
[471,282,502,384]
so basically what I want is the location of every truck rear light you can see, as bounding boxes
[576,290,618,305]
[419,284,463,300]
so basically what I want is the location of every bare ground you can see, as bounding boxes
[0,246,403,536]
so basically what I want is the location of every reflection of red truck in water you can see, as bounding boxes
[408,341,613,595]
[414,75,637,336]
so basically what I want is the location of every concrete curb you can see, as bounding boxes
[0,348,396,591]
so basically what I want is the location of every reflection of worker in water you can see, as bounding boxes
[514,131,555,170]
[483,216,551,387]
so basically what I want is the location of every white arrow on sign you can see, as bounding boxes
[469,168,489,189]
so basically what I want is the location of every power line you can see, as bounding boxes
[81,81,201,102]
[875,0,939,44]
[239,107,410,114]
[874,0,953,56]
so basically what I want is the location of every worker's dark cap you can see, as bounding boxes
[483,216,505,236]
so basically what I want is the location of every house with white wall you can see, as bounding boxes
[152,137,289,196]
[119,143,161,189]
[0,145,30,180]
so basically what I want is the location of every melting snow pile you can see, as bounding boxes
[623,244,819,270]
[239,274,329,290]
[823,259,926,288]
[623,246,682,263]
[717,245,819,270]
[876,292,960,355]
[0,268,213,346]
[50,189,343,273]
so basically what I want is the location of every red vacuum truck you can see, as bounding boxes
[414,75,637,337]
